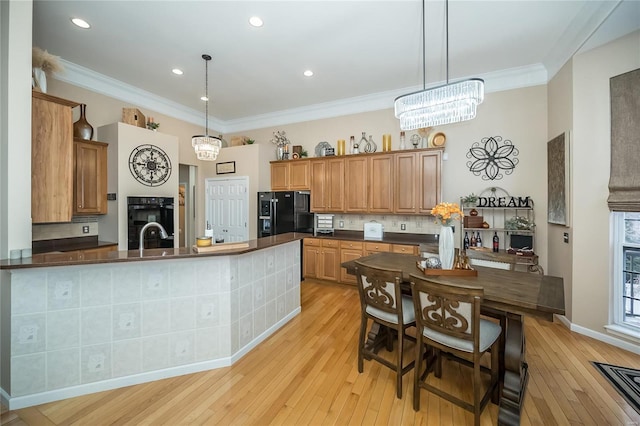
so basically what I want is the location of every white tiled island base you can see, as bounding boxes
[0,241,301,409]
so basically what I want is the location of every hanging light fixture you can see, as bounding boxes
[192,54,222,161]
[394,0,484,130]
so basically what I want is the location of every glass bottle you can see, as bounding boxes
[493,232,500,252]
[359,132,368,152]
[464,232,470,250]
[470,232,476,247]
[349,136,355,154]
[399,131,406,150]
[367,135,377,153]
[476,232,482,247]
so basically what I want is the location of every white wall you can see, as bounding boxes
[572,30,640,333]
[1,0,32,259]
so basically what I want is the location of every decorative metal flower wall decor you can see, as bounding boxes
[466,136,519,180]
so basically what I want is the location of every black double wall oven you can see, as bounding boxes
[127,196,175,250]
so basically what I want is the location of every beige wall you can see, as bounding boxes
[571,30,640,333]
[547,60,574,320]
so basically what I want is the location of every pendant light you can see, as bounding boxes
[192,54,222,161]
[394,0,484,130]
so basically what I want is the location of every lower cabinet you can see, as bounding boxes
[39,245,117,262]
[339,241,364,285]
[303,238,339,281]
[304,238,418,285]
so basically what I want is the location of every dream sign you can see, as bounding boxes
[477,196,532,208]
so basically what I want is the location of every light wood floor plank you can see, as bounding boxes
[3,280,640,426]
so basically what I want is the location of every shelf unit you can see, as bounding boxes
[461,187,535,252]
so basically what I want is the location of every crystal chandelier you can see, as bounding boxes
[394,0,484,131]
[192,54,222,161]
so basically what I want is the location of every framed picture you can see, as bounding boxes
[547,132,570,226]
[216,161,236,175]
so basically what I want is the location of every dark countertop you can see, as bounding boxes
[308,230,438,245]
[1,233,310,270]
[32,236,118,254]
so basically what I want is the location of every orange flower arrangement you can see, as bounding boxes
[430,202,463,226]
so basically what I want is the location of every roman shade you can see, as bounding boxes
[608,68,640,211]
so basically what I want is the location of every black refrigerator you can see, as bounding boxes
[258,191,313,237]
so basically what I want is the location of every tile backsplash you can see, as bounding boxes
[32,217,99,241]
[332,214,442,235]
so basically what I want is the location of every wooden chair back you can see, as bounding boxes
[354,261,404,319]
[409,273,484,351]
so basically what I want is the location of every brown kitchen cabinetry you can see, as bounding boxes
[303,238,339,281]
[394,150,442,214]
[368,154,394,213]
[391,244,418,255]
[339,240,363,285]
[38,245,117,262]
[310,158,345,212]
[31,91,79,223]
[364,241,391,256]
[270,159,310,191]
[344,156,369,213]
[74,139,108,215]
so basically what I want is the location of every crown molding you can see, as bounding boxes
[55,59,224,131]
[57,59,547,134]
[543,0,621,80]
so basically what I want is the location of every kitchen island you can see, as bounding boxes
[0,233,308,409]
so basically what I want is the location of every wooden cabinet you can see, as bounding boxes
[310,158,344,212]
[394,150,442,214]
[74,139,108,215]
[38,245,117,262]
[80,245,117,260]
[344,156,369,212]
[391,244,418,255]
[368,154,394,213]
[270,159,310,190]
[31,92,78,223]
[364,242,391,256]
[339,240,363,285]
[303,238,339,281]
[417,150,442,213]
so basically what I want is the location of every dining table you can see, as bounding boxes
[342,252,565,426]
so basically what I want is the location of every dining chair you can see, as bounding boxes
[409,273,501,426]
[354,261,416,398]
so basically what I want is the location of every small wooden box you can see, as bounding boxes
[122,108,146,128]
[463,215,484,228]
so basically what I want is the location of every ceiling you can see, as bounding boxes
[32,1,640,133]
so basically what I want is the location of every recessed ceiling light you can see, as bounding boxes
[303,70,314,77]
[201,96,208,101]
[71,18,91,29]
[172,69,183,75]
[249,16,263,27]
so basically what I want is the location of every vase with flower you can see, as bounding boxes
[430,202,463,269]
[270,130,290,160]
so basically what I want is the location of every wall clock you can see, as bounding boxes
[128,144,172,187]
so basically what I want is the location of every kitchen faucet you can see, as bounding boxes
[139,221,169,252]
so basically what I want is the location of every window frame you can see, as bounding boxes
[608,212,640,339]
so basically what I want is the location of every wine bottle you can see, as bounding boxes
[493,232,499,252]
[470,232,476,247]
[464,232,470,250]
[476,232,482,247]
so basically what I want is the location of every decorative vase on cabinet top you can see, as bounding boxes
[73,104,94,140]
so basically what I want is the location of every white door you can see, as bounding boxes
[205,177,249,242]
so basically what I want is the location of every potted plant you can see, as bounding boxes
[461,193,478,208]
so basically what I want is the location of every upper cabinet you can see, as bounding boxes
[74,139,108,215]
[31,92,78,223]
[344,156,369,212]
[368,154,394,213]
[310,158,345,212]
[31,91,108,223]
[270,159,310,191]
[394,150,442,214]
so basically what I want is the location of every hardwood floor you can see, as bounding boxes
[2,279,640,425]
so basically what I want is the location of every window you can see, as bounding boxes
[613,212,640,332]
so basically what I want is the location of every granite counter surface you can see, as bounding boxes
[309,230,438,246]
[1,232,310,270]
